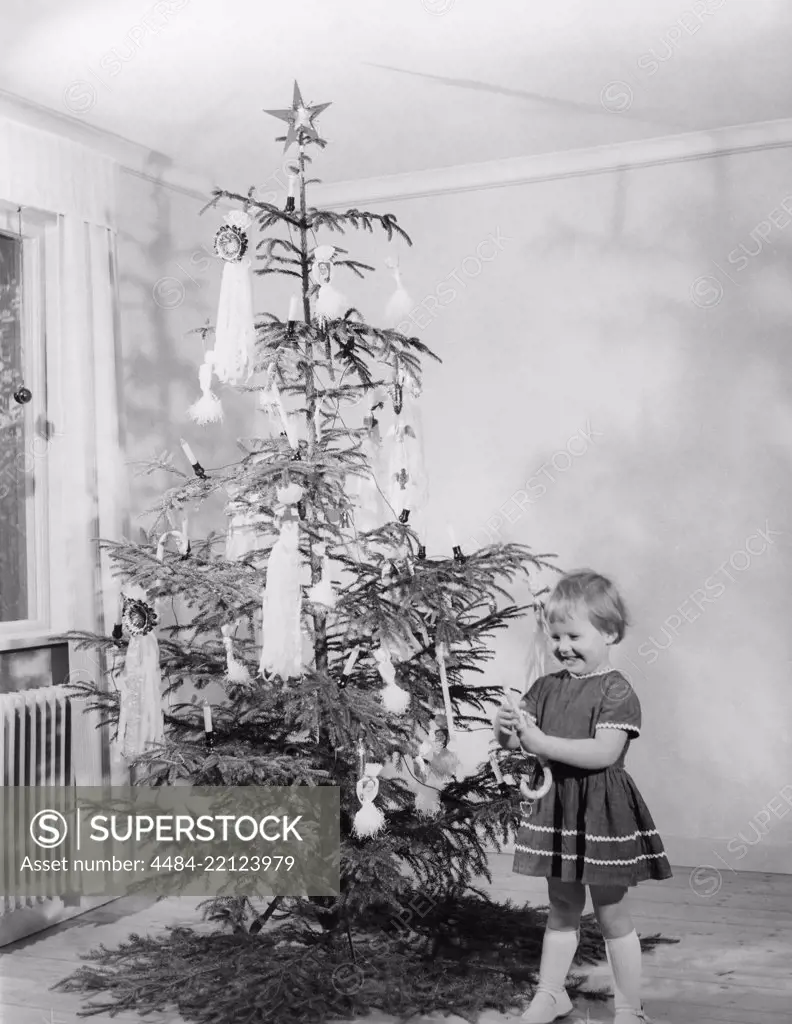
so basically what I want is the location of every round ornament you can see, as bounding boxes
[122,597,157,636]
[13,386,32,405]
[213,224,249,263]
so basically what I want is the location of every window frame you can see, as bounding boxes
[0,203,52,641]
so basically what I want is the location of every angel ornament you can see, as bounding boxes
[353,763,386,837]
[311,245,348,325]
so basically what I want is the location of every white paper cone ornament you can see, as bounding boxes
[213,211,256,385]
[312,245,347,324]
[353,763,386,837]
[116,584,165,760]
[259,486,304,679]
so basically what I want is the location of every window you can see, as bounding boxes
[0,207,48,633]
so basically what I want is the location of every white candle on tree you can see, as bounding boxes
[288,295,300,324]
[203,701,213,732]
[180,438,197,465]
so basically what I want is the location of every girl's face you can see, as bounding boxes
[547,604,614,675]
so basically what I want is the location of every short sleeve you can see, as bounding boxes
[595,672,642,739]
[519,676,547,726]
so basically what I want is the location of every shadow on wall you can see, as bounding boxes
[510,155,792,832]
[116,152,257,541]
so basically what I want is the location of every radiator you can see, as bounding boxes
[0,686,76,917]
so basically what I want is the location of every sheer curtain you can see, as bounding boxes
[0,112,126,783]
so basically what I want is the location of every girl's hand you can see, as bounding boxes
[519,720,548,759]
[494,704,521,735]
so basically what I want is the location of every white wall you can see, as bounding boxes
[320,136,792,875]
[113,126,792,874]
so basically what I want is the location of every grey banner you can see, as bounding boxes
[0,787,339,901]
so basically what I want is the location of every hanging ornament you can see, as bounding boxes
[13,386,32,405]
[311,245,347,325]
[116,585,164,760]
[212,211,256,386]
[384,258,413,329]
[373,645,410,714]
[259,486,304,679]
[264,81,332,152]
[221,623,251,683]
[387,374,428,536]
[353,762,386,838]
[412,719,453,817]
[306,543,337,608]
[259,362,299,448]
[502,691,554,814]
[348,398,389,538]
[188,351,224,425]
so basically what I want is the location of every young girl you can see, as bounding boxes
[494,570,671,1024]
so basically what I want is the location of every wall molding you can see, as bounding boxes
[3,88,792,211]
[313,117,792,208]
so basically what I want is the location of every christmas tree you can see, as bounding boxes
[56,84,671,1023]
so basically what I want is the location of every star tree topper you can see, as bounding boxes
[264,81,331,151]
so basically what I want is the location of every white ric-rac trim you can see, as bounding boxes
[518,822,659,842]
[596,722,641,734]
[514,844,667,867]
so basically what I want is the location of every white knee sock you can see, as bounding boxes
[536,927,579,995]
[605,930,642,1010]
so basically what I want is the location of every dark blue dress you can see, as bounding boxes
[512,670,672,886]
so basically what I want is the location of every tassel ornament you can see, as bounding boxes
[116,585,164,760]
[213,211,256,386]
[259,486,304,679]
[353,763,386,837]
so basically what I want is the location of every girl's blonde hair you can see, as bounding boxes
[544,569,630,643]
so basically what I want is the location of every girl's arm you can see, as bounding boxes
[524,727,628,770]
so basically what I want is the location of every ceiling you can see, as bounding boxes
[4,0,792,189]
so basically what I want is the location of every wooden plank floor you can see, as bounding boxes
[1,853,790,1023]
